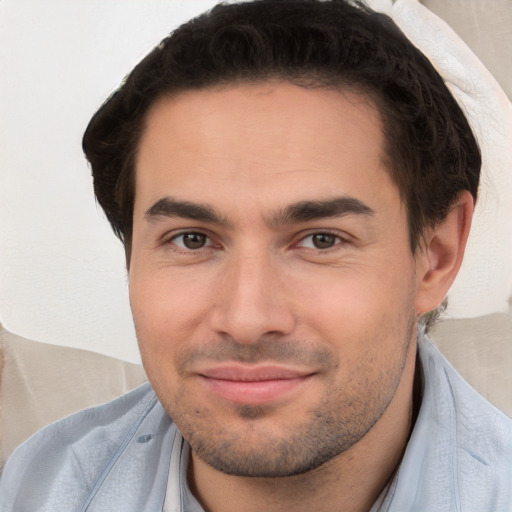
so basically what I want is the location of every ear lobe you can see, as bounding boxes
[415,191,474,315]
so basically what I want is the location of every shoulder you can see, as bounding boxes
[422,338,512,508]
[389,339,512,511]
[422,337,512,451]
[423,337,512,434]
[0,382,171,511]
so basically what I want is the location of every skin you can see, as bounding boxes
[129,82,473,512]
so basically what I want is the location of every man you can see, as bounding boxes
[1,1,511,511]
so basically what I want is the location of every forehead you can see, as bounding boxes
[134,82,397,217]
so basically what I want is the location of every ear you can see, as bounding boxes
[415,191,474,315]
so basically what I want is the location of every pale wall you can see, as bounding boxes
[1,0,511,363]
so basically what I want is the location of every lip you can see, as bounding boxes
[198,364,314,405]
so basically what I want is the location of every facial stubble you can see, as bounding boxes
[149,312,417,479]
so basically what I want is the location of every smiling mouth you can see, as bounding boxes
[198,365,315,405]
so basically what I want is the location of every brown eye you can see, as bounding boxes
[174,232,208,250]
[311,233,337,249]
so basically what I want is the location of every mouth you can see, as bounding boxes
[198,364,315,405]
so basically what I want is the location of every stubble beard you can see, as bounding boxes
[153,311,417,479]
[178,391,391,478]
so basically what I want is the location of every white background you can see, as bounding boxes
[0,1,218,363]
[1,0,511,364]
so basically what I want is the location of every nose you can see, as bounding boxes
[207,252,296,344]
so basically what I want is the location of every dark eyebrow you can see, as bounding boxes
[270,196,375,226]
[145,195,374,228]
[145,197,230,226]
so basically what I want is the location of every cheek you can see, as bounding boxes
[130,267,214,340]
[293,263,416,351]
[129,274,206,400]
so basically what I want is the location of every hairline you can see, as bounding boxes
[122,76,419,266]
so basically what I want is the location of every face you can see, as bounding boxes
[129,82,422,478]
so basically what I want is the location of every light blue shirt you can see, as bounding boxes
[1,337,511,511]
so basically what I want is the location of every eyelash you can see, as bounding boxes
[164,229,349,255]
[165,231,216,252]
[295,231,348,251]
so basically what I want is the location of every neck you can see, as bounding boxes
[188,340,418,512]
